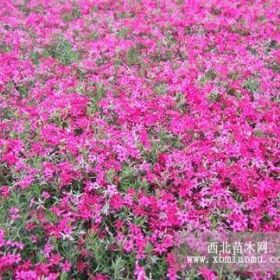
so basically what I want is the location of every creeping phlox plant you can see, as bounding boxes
[0,0,279,279]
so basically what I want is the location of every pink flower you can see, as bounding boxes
[16,175,33,190]
[199,267,217,280]
[9,207,20,221]
[15,270,38,280]
[134,262,147,280]
[60,261,71,272]
[0,186,10,198]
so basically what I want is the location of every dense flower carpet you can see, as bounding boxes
[0,0,279,279]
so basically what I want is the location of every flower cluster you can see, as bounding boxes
[0,0,279,279]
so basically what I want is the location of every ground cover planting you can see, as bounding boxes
[0,0,279,279]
